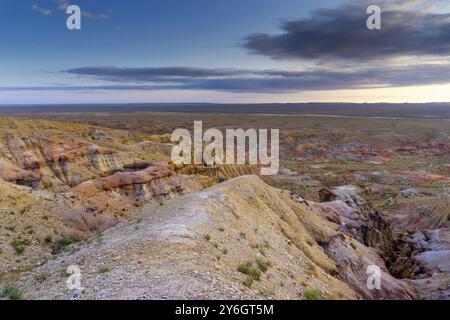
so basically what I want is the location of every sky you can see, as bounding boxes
[1,0,450,104]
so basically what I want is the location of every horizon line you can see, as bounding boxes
[1,101,450,107]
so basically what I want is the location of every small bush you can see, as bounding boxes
[95,234,104,245]
[44,235,53,243]
[60,268,71,277]
[203,234,211,241]
[237,261,261,281]
[19,206,30,215]
[304,288,323,300]
[34,272,49,283]
[10,239,29,255]
[2,285,22,300]
[242,276,254,288]
[97,266,111,274]
[255,259,272,273]
[52,235,78,254]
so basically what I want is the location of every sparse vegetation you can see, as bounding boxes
[237,258,271,289]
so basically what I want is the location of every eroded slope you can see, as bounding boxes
[15,176,414,300]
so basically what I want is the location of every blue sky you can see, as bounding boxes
[1,0,450,104]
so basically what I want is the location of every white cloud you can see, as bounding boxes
[53,0,111,20]
[32,4,53,16]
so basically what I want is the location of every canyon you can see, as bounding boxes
[0,112,448,300]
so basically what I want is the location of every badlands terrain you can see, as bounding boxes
[0,106,449,300]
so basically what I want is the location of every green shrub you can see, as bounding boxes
[2,285,22,300]
[255,259,272,273]
[242,276,254,288]
[10,239,29,254]
[97,266,111,274]
[52,235,78,254]
[304,288,323,300]
[237,261,261,281]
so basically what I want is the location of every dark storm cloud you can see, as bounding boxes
[1,63,448,93]
[243,0,450,61]
[64,67,246,83]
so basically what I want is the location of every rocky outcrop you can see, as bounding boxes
[323,234,416,299]
[0,158,41,187]
[73,161,203,212]
[404,227,450,299]
[0,134,141,190]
